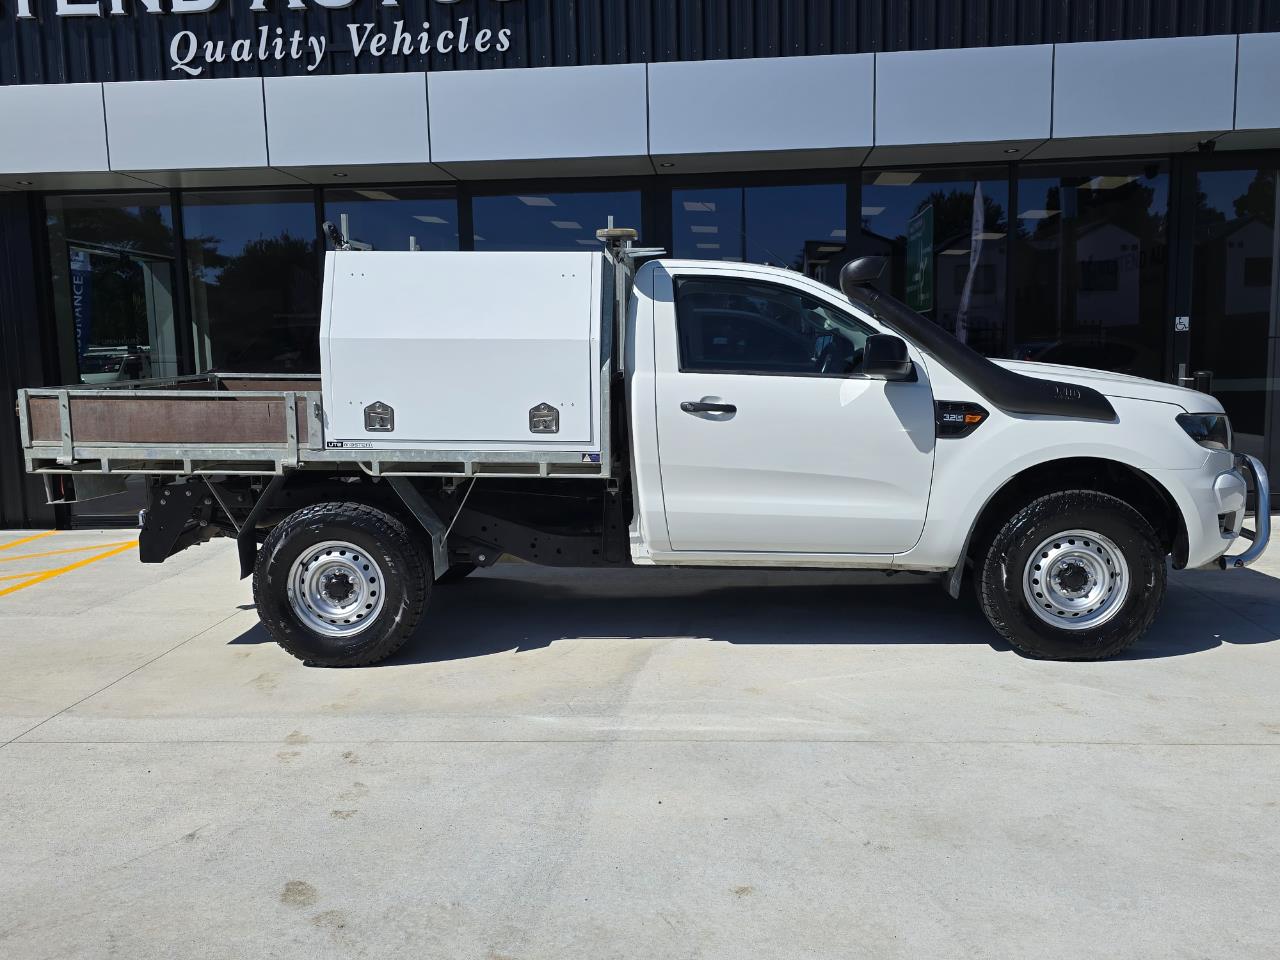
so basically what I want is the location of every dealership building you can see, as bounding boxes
[1,0,1279,527]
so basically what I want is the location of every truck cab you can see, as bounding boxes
[626,258,936,563]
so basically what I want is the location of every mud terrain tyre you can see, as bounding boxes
[977,490,1166,660]
[253,502,430,667]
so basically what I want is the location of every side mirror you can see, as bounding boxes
[863,334,915,382]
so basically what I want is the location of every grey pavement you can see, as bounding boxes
[1,528,1278,959]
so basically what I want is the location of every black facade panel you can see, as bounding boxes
[0,0,1276,86]
[0,193,55,528]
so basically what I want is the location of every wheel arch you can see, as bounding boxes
[232,473,436,579]
[948,456,1189,598]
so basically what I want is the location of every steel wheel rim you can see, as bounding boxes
[287,540,385,637]
[1022,528,1129,631]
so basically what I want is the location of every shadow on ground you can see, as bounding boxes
[229,564,1279,666]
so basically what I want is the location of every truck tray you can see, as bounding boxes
[17,372,610,481]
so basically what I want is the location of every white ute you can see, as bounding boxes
[17,225,1270,664]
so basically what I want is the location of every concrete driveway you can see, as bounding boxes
[1,529,1278,959]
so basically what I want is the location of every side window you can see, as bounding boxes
[674,276,874,376]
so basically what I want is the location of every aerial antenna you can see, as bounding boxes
[321,220,349,251]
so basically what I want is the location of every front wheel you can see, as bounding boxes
[253,502,430,666]
[976,490,1166,660]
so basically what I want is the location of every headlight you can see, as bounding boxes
[1177,413,1232,450]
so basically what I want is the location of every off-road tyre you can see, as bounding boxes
[976,490,1166,661]
[253,501,430,667]
[435,563,477,584]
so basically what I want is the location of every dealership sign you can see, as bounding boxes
[5,0,519,77]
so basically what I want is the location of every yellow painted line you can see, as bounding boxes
[0,571,43,582]
[0,541,138,598]
[0,531,56,552]
[0,541,134,564]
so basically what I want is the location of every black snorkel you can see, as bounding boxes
[840,257,1116,422]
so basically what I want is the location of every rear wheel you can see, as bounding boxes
[254,502,430,666]
[976,490,1166,660]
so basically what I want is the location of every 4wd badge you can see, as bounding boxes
[529,402,560,434]
[363,401,395,432]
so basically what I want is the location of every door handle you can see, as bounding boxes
[681,400,737,414]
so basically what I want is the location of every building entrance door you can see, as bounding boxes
[60,240,179,525]
[45,193,182,526]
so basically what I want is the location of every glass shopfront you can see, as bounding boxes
[1188,164,1280,476]
[322,187,459,253]
[472,190,642,252]
[34,157,1280,523]
[1012,162,1170,381]
[45,193,180,386]
[183,189,321,374]
[672,182,847,284]
[860,168,1009,358]
[44,193,182,524]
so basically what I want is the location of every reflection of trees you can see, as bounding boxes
[192,233,319,372]
[1018,180,1166,242]
[911,188,1008,245]
[51,203,175,253]
[859,185,1009,352]
[48,201,322,374]
[1192,170,1277,435]
[1193,186,1227,230]
[1014,176,1168,376]
[1233,170,1275,227]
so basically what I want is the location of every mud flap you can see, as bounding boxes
[236,475,287,579]
[139,478,214,563]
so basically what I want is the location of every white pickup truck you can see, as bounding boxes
[16,227,1269,666]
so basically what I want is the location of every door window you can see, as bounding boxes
[674,276,874,376]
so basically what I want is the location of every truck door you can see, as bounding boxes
[651,266,936,555]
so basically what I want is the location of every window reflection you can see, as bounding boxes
[45,193,179,522]
[861,169,1009,357]
[675,276,872,376]
[472,191,641,251]
[672,183,847,284]
[182,190,320,374]
[323,187,458,251]
[1191,168,1277,459]
[45,193,179,384]
[674,188,743,262]
[1012,163,1168,379]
